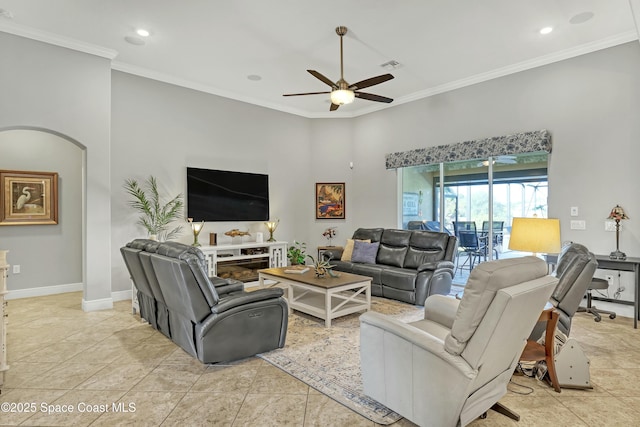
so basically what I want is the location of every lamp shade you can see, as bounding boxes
[607,205,628,220]
[508,217,561,254]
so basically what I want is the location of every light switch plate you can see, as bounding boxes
[570,206,579,217]
[570,220,586,230]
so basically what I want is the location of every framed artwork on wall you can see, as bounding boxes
[0,170,59,226]
[315,182,345,219]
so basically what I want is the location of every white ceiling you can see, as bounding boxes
[1,0,639,118]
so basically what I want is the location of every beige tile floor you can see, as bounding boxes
[1,292,640,426]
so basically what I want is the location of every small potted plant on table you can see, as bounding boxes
[287,241,307,265]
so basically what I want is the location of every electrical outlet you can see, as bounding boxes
[570,220,586,230]
[13,264,20,274]
[605,275,614,286]
[605,221,617,232]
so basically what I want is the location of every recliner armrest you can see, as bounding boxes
[416,260,455,273]
[208,276,244,296]
[424,294,459,328]
[323,249,344,261]
[360,311,476,378]
[212,279,244,296]
[211,288,284,314]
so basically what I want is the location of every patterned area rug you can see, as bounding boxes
[258,297,424,425]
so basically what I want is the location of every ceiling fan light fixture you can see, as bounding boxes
[330,89,355,105]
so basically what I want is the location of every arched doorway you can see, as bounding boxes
[0,128,85,302]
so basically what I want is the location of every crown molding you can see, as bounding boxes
[0,21,118,59]
[2,20,636,119]
[111,61,318,118]
[392,31,639,110]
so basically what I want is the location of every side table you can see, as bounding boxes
[519,307,560,393]
[317,246,343,261]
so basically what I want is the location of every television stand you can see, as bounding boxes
[199,241,287,286]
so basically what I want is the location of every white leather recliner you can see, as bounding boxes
[359,256,557,427]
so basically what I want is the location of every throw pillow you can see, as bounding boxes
[351,241,380,264]
[341,238,372,261]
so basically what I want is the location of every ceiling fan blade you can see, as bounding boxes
[283,91,331,97]
[330,103,340,111]
[355,92,393,103]
[308,70,337,88]
[349,74,394,90]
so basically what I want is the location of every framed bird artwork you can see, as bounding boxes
[0,170,58,225]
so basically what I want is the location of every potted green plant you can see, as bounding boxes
[287,241,307,265]
[124,176,184,241]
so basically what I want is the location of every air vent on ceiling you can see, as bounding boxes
[380,60,402,70]
[0,8,14,19]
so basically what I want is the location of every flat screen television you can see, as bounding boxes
[187,167,269,222]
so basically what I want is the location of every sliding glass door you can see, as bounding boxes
[400,152,549,285]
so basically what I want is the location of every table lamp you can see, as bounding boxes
[508,217,561,257]
[608,205,628,260]
[187,218,205,247]
[265,219,279,242]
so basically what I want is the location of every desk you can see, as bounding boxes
[546,254,640,328]
[593,256,640,329]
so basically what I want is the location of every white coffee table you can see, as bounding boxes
[258,267,371,327]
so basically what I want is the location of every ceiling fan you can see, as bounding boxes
[283,26,394,111]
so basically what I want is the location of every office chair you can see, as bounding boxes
[577,277,617,322]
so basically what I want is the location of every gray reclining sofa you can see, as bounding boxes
[121,239,288,364]
[323,228,456,305]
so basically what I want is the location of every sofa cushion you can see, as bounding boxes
[352,241,380,264]
[403,231,450,269]
[377,229,411,268]
[353,228,384,242]
[341,238,371,261]
[381,267,417,291]
[352,262,383,285]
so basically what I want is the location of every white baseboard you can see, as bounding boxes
[112,289,132,302]
[6,282,121,312]
[82,297,113,312]
[5,282,83,300]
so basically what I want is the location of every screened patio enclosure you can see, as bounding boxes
[389,130,551,285]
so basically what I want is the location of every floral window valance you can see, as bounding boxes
[385,129,551,170]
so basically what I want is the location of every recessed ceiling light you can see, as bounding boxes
[124,36,145,46]
[539,26,553,35]
[247,75,262,81]
[136,29,150,37]
[570,11,594,25]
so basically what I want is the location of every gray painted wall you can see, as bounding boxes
[110,72,314,292]
[2,30,639,307]
[0,130,82,291]
[350,41,640,258]
[0,32,112,306]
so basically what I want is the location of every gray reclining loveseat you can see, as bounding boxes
[121,239,288,363]
[323,228,456,305]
